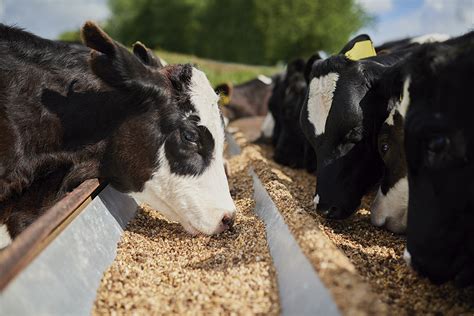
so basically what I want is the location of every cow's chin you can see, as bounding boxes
[370,178,408,234]
[129,191,229,236]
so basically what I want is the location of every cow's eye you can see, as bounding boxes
[380,143,389,155]
[428,135,449,153]
[181,129,199,143]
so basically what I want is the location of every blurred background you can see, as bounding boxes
[0,0,472,83]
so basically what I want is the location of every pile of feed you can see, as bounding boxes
[93,148,279,315]
[233,129,474,314]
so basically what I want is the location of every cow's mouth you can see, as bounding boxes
[181,221,201,236]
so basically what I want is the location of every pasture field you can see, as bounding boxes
[156,50,282,86]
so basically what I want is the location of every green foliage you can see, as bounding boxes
[103,0,371,64]
[156,50,282,86]
[58,30,81,42]
[106,0,207,54]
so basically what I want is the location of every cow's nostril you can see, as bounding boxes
[221,214,235,229]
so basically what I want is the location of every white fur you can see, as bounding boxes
[410,33,450,44]
[385,77,411,126]
[385,98,400,126]
[403,248,412,267]
[257,74,272,85]
[261,112,275,138]
[371,177,409,233]
[399,77,411,118]
[313,194,320,209]
[307,73,339,136]
[0,224,12,249]
[130,68,235,235]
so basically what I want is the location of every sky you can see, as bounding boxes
[0,0,472,46]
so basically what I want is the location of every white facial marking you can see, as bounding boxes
[371,177,409,233]
[257,74,273,85]
[385,77,411,126]
[0,224,12,249]
[399,77,411,118]
[385,98,400,126]
[385,109,395,126]
[313,194,320,209]
[261,112,275,138]
[403,248,412,267]
[307,73,339,136]
[131,68,235,235]
[410,33,450,44]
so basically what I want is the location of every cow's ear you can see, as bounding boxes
[81,21,155,90]
[133,41,164,68]
[304,53,322,82]
[339,34,377,60]
[81,21,115,56]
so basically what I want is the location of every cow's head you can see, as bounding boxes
[301,35,393,219]
[404,35,474,286]
[81,22,235,235]
[265,73,286,146]
[273,58,310,168]
[371,79,410,233]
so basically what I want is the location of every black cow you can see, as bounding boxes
[273,59,317,171]
[403,32,474,286]
[259,59,317,171]
[300,34,416,219]
[375,33,450,54]
[0,22,235,247]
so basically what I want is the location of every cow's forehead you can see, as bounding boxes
[307,72,339,137]
[188,68,225,148]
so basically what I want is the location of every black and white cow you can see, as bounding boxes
[370,35,452,234]
[0,22,235,247]
[370,79,410,233]
[403,32,474,286]
[300,34,416,219]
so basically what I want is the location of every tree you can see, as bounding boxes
[106,0,207,54]
[103,0,371,65]
[58,30,81,42]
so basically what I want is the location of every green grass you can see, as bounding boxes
[156,50,282,86]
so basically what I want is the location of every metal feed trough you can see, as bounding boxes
[0,134,340,316]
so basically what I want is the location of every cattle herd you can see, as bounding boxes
[0,19,472,291]
[258,31,474,287]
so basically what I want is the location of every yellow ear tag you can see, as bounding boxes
[219,94,231,107]
[344,40,376,61]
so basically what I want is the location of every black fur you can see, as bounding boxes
[404,32,474,286]
[0,22,215,238]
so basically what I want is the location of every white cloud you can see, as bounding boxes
[358,0,474,44]
[356,0,394,14]
[0,0,110,39]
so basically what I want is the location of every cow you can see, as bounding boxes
[0,22,236,247]
[259,73,285,146]
[300,34,417,219]
[270,58,317,171]
[375,33,450,54]
[215,75,273,122]
[370,80,410,234]
[403,32,474,286]
[370,35,452,234]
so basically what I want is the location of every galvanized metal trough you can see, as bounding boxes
[0,134,340,316]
